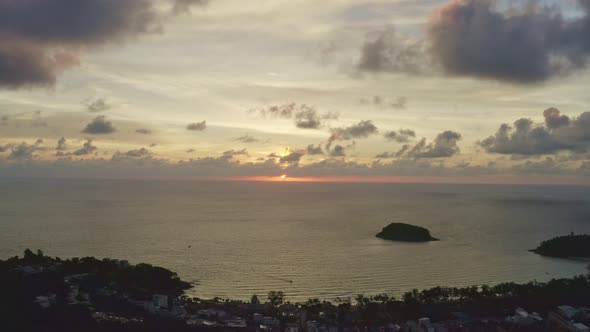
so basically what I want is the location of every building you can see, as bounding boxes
[548,305,590,332]
[573,323,590,332]
[152,294,169,310]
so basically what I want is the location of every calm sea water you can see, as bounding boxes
[1,178,589,301]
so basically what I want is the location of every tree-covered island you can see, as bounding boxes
[376,223,439,242]
[530,234,590,258]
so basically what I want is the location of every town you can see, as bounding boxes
[2,250,590,332]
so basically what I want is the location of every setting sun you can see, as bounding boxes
[280,174,287,180]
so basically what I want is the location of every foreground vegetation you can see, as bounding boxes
[1,249,590,331]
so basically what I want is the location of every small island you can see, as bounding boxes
[530,234,590,258]
[376,223,439,242]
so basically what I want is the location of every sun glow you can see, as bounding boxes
[280,174,287,180]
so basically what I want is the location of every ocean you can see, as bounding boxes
[1,178,589,302]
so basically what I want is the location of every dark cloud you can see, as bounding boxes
[357,1,590,83]
[56,137,67,151]
[357,29,431,75]
[123,148,151,158]
[235,134,261,143]
[87,98,111,113]
[328,120,378,148]
[306,144,324,155]
[294,108,322,129]
[72,139,98,156]
[0,0,208,89]
[375,152,396,159]
[222,148,248,159]
[136,128,152,135]
[427,0,590,83]
[6,139,44,160]
[329,145,346,157]
[384,129,416,143]
[82,116,116,134]
[187,121,207,131]
[249,103,338,129]
[398,130,462,158]
[0,43,79,89]
[543,107,570,129]
[186,148,195,153]
[279,150,305,165]
[479,108,590,155]
[110,147,153,161]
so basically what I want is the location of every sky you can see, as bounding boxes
[1,0,590,184]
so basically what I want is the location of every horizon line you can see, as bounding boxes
[1,175,590,186]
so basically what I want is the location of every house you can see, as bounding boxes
[34,294,56,309]
[504,307,543,326]
[548,305,590,332]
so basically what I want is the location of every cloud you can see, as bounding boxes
[479,108,590,155]
[306,144,324,155]
[86,98,111,113]
[6,139,44,160]
[328,120,378,148]
[172,0,209,14]
[222,148,248,159]
[110,147,153,161]
[187,121,207,131]
[249,103,338,129]
[279,150,305,165]
[543,107,570,129]
[361,96,408,110]
[329,145,346,157]
[375,152,396,159]
[72,139,98,156]
[0,0,208,89]
[357,29,431,75]
[294,108,322,129]
[82,116,116,134]
[399,130,462,158]
[249,103,297,118]
[235,134,261,143]
[391,97,408,110]
[426,0,590,83]
[136,128,152,135]
[56,137,67,151]
[384,129,416,143]
[356,0,590,83]
[123,148,151,158]
[512,157,565,175]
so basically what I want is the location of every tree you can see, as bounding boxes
[251,294,260,304]
[267,291,285,306]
